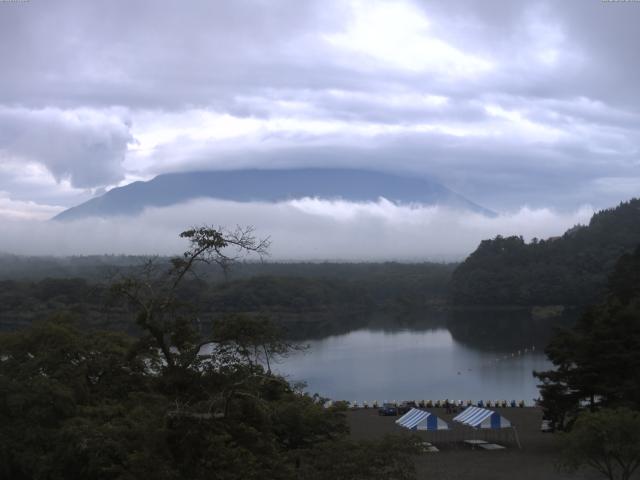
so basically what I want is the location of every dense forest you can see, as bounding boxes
[0,228,421,479]
[0,253,455,285]
[0,257,455,339]
[534,244,640,428]
[3,200,640,342]
[450,199,640,306]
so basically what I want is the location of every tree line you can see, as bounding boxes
[0,261,454,338]
[450,199,640,306]
[535,245,640,480]
[0,227,421,480]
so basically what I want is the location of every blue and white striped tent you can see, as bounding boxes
[395,408,449,431]
[453,406,511,429]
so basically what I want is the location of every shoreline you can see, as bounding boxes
[346,407,600,480]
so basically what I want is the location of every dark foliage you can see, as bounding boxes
[0,263,455,337]
[534,245,640,429]
[0,225,420,480]
[0,318,361,480]
[451,199,640,306]
[559,408,640,480]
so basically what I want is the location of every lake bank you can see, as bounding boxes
[347,408,599,480]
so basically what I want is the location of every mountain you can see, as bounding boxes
[53,168,494,220]
[450,198,640,307]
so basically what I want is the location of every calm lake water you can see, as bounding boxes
[275,328,552,404]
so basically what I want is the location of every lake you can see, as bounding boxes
[275,327,552,404]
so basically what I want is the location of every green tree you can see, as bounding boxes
[534,245,640,427]
[0,316,162,480]
[451,199,640,306]
[110,225,270,374]
[559,408,640,480]
[0,226,422,479]
[0,311,353,479]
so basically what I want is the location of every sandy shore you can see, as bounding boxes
[347,407,602,480]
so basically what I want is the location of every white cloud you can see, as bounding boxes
[0,198,593,260]
[0,192,64,220]
[483,104,568,143]
[325,0,493,76]
[0,107,134,189]
[0,0,639,215]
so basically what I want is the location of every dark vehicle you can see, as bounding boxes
[397,401,417,415]
[378,403,398,416]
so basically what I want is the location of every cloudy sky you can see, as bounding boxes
[0,0,638,258]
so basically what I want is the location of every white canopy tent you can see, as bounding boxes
[453,406,511,429]
[395,408,449,431]
[453,406,521,449]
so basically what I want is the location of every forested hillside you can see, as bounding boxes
[535,244,640,428]
[0,262,455,338]
[451,199,640,306]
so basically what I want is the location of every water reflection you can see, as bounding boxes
[276,326,553,403]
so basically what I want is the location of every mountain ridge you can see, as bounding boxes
[53,168,495,221]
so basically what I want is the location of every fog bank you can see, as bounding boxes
[0,198,594,261]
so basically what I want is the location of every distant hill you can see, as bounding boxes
[450,198,640,306]
[53,168,494,220]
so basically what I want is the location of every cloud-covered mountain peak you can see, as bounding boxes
[53,168,494,221]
